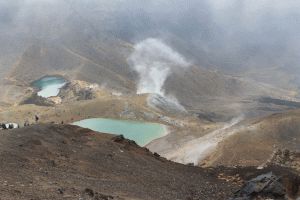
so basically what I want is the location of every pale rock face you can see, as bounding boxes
[147,94,186,114]
[48,96,62,104]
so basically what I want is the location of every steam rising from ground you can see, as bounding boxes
[128,38,190,96]
[165,116,245,165]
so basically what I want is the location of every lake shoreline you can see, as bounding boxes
[31,76,67,98]
[72,118,168,147]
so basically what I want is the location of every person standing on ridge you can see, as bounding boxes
[35,115,39,123]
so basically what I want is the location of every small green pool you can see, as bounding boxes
[32,76,67,98]
[73,118,167,146]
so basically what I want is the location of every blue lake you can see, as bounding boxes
[73,118,167,146]
[32,76,67,98]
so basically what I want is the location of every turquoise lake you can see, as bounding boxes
[72,118,167,146]
[32,76,67,98]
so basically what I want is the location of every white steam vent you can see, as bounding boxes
[128,38,190,96]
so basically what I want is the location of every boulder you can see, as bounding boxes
[232,172,286,199]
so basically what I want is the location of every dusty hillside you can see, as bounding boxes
[7,44,299,122]
[0,124,298,200]
[205,110,300,167]
[8,40,135,92]
[164,65,298,120]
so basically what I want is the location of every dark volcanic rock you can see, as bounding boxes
[232,172,286,199]
[112,134,138,146]
[21,93,54,106]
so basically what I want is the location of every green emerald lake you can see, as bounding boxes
[72,118,167,146]
[32,76,67,98]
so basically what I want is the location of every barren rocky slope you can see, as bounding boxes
[205,109,300,167]
[0,124,299,200]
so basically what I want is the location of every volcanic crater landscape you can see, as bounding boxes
[0,0,300,199]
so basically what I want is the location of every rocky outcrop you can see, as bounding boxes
[81,188,120,200]
[59,80,98,102]
[268,149,300,172]
[147,94,187,114]
[231,172,286,200]
[48,96,62,104]
[20,93,55,106]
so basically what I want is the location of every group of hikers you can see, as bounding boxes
[0,115,40,130]
[0,115,67,130]
[0,123,19,130]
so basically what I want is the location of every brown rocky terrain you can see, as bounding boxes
[203,110,300,167]
[0,124,298,200]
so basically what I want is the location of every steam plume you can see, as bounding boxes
[128,38,190,96]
